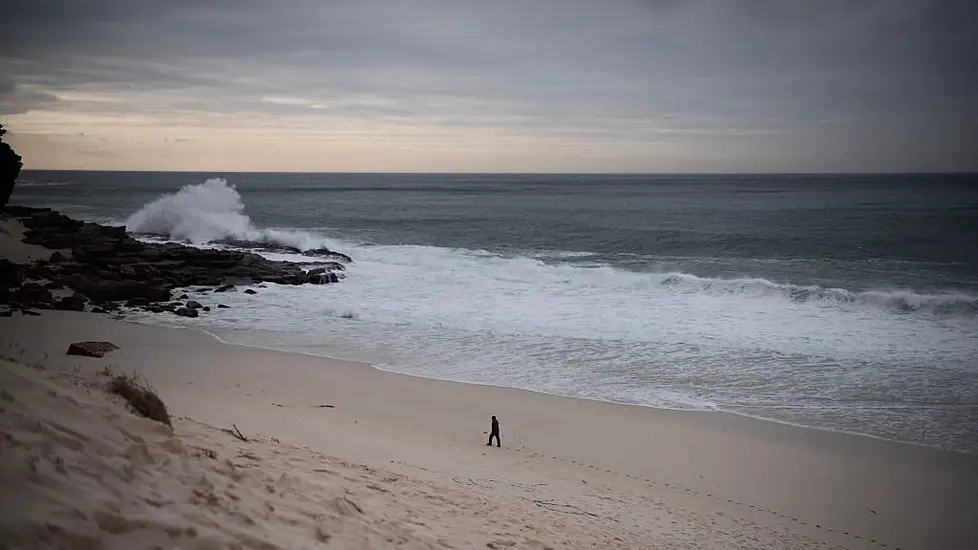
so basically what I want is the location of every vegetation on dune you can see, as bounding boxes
[107,371,172,428]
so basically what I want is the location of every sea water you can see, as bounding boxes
[12,171,978,452]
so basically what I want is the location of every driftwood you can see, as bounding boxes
[224,423,249,442]
[311,404,335,408]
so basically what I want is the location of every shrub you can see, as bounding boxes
[108,372,172,427]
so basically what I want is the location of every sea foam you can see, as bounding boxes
[125,178,331,251]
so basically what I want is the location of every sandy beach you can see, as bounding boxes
[3,210,978,549]
[2,308,977,549]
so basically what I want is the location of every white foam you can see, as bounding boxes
[143,237,977,419]
[125,178,332,251]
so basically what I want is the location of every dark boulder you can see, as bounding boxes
[66,341,119,358]
[186,300,203,309]
[217,304,229,309]
[174,307,198,318]
[0,258,21,287]
[307,271,339,284]
[48,251,68,263]
[55,294,87,311]
[244,288,257,295]
[13,283,53,306]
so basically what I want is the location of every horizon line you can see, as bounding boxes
[19,169,978,177]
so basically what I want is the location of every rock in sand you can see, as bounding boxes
[66,341,120,358]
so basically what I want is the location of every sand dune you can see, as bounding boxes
[0,356,623,549]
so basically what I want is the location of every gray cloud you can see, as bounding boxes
[1,0,976,171]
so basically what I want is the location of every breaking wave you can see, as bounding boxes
[125,178,332,252]
[651,272,977,316]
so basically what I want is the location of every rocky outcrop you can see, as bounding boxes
[55,294,87,311]
[0,125,23,208]
[211,240,351,265]
[0,207,350,317]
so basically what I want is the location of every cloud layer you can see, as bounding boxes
[2,0,976,172]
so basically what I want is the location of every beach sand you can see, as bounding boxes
[2,311,977,549]
[2,213,977,549]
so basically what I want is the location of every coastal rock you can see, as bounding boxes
[0,124,22,208]
[12,283,53,307]
[185,300,203,309]
[174,307,198,318]
[306,270,339,284]
[48,251,67,263]
[244,288,257,295]
[66,341,119,358]
[55,294,87,311]
[217,304,229,308]
[75,281,171,303]
[302,248,353,263]
[0,207,351,315]
[0,258,21,285]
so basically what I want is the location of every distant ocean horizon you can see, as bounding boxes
[12,170,978,452]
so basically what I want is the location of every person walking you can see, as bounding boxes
[487,415,501,447]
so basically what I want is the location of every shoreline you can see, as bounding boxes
[128,314,974,456]
[4,310,977,548]
[210,323,973,456]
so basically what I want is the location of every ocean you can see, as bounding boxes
[11,171,978,452]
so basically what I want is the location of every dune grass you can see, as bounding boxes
[107,371,172,428]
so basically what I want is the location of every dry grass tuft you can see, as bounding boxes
[107,372,172,428]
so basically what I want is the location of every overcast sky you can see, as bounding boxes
[1,0,976,172]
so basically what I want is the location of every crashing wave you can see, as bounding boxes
[651,271,977,316]
[125,178,337,254]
